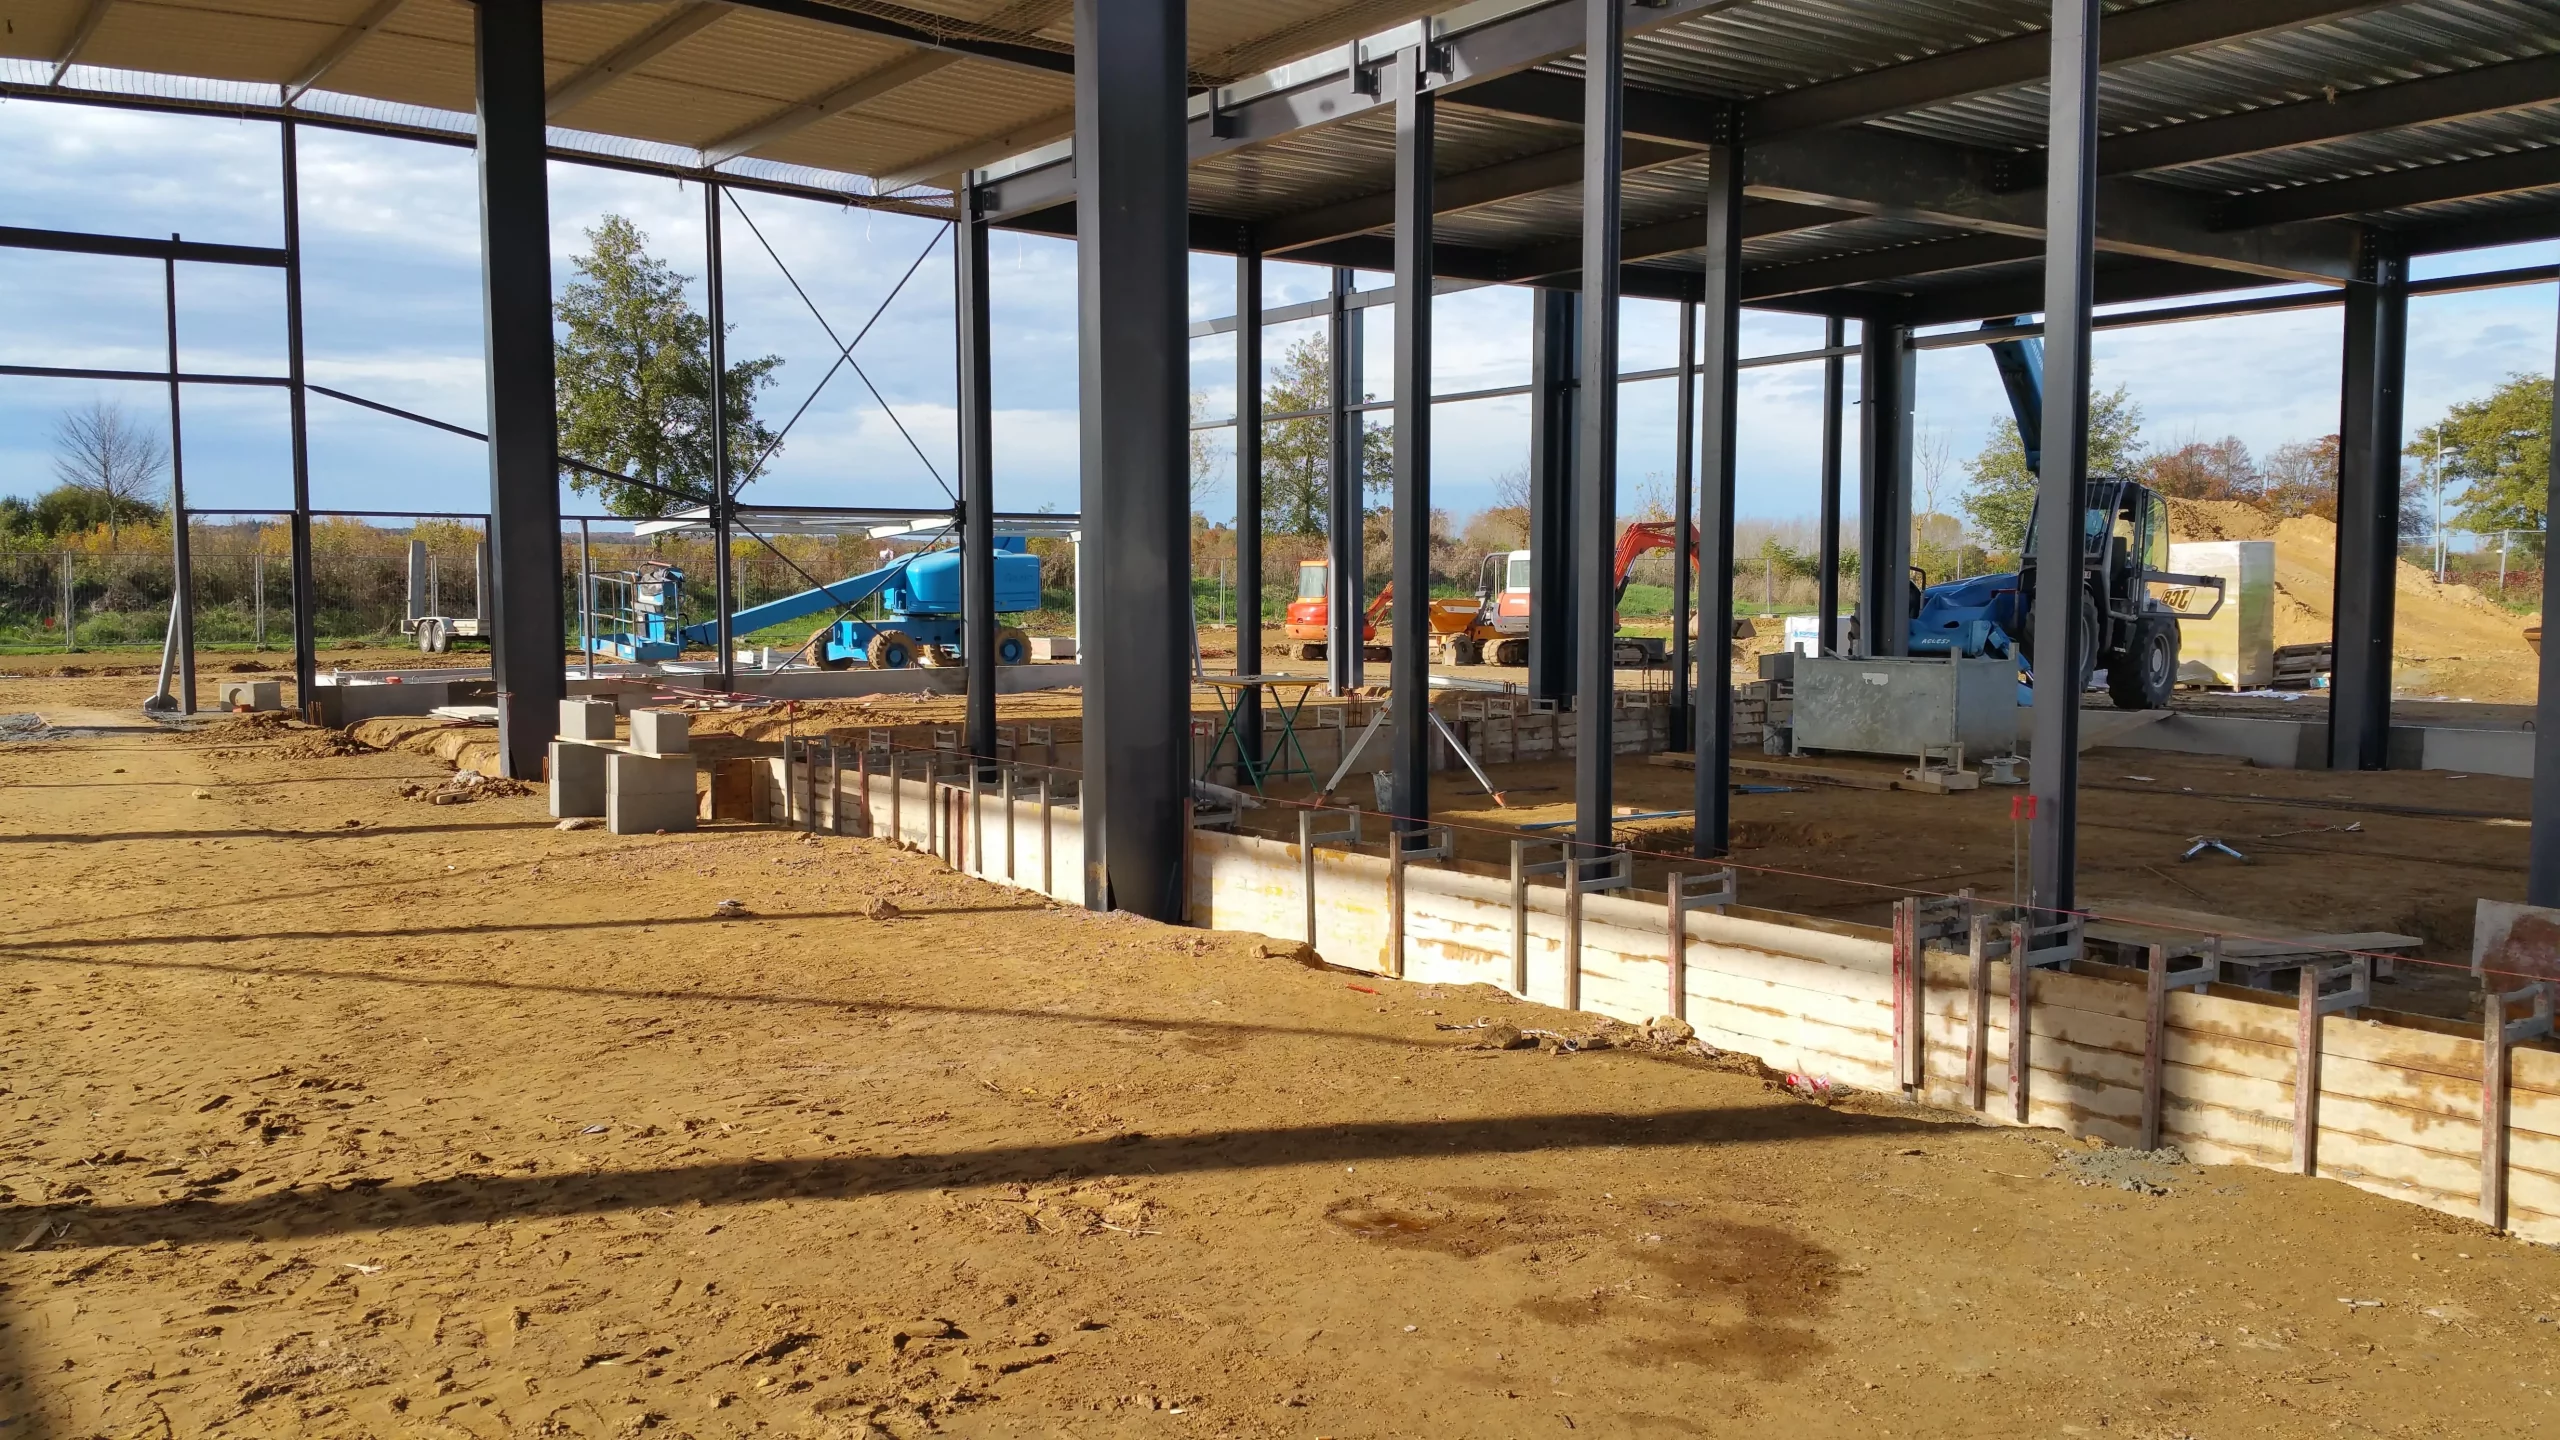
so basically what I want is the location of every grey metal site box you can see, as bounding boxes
[1790,655,2018,758]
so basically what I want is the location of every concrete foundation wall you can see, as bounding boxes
[773,756,2560,1246]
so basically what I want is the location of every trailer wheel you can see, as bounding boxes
[866,629,919,670]
[2108,616,2178,711]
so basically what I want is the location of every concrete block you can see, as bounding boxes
[607,750,697,834]
[550,739,609,818]
[559,698,619,741]
[1031,635,1075,661]
[629,707,691,756]
[311,680,458,727]
[218,680,282,711]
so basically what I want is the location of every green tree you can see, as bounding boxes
[1960,384,2147,558]
[2409,373,2551,534]
[1254,332,1393,536]
[554,215,783,518]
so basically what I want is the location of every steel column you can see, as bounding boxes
[2535,275,2560,904]
[1527,287,1578,703]
[1857,319,1913,656]
[1389,46,1435,833]
[1327,266,1366,691]
[476,0,564,779]
[958,182,998,764]
[1691,142,1744,857]
[2029,0,2101,919]
[163,240,196,713]
[1817,314,1845,654]
[705,179,736,693]
[1573,0,1624,865]
[281,122,317,710]
[2329,227,2408,772]
[1669,297,1697,737]
[1234,243,1265,766]
[1074,0,1190,919]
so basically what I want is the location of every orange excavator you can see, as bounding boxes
[1280,520,1743,666]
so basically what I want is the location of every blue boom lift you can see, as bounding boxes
[1905,323,2223,709]
[589,539,1044,670]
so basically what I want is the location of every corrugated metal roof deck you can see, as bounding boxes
[4,0,2560,315]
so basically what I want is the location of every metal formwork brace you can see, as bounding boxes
[854,746,872,837]
[2295,955,2374,1176]
[1387,824,1454,981]
[2140,942,2219,1149]
[1510,837,1569,999]
[827,737,842,836]
[890,752,906,849]
[2005,912,2084,1120]
[1896,893,1973,1095]
[1038,773,1054,896]
[1298,807,1365,954]
[1000,765,1016,880]
[1965,912,2015,1114]
[1661,867,1737,1022]
[968,765,985,874]
[2484,981,2557,1231]
[1563,851,1633,1015]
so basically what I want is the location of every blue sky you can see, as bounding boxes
[3,93,2555,536]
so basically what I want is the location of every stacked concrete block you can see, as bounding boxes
[559,697,619,740]
[629,708,690,755]
[550,740,611,818]
[608,751,697,833]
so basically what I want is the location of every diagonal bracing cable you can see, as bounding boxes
[721,191,955,499]
[722,216,954,500]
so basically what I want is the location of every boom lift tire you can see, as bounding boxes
[992,625,1032,666]
[809,621,855,670]
[866,629,920,670]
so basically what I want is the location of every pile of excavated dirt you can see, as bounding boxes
[2169,499,2539,701]
[349,715,504,774]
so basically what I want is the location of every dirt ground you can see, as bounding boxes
[7,684,2560,1437]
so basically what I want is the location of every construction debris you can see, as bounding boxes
[399,770,535,805]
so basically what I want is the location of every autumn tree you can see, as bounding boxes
[2143,435,2261,502]
[2261,435,2339,519]
[555,215,783,518]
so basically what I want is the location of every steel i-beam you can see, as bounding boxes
[1389,45,1435,835]
[2029,0,2103,919]
[1073,0,1191,918]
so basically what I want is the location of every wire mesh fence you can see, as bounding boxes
[0,523,1038,655]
